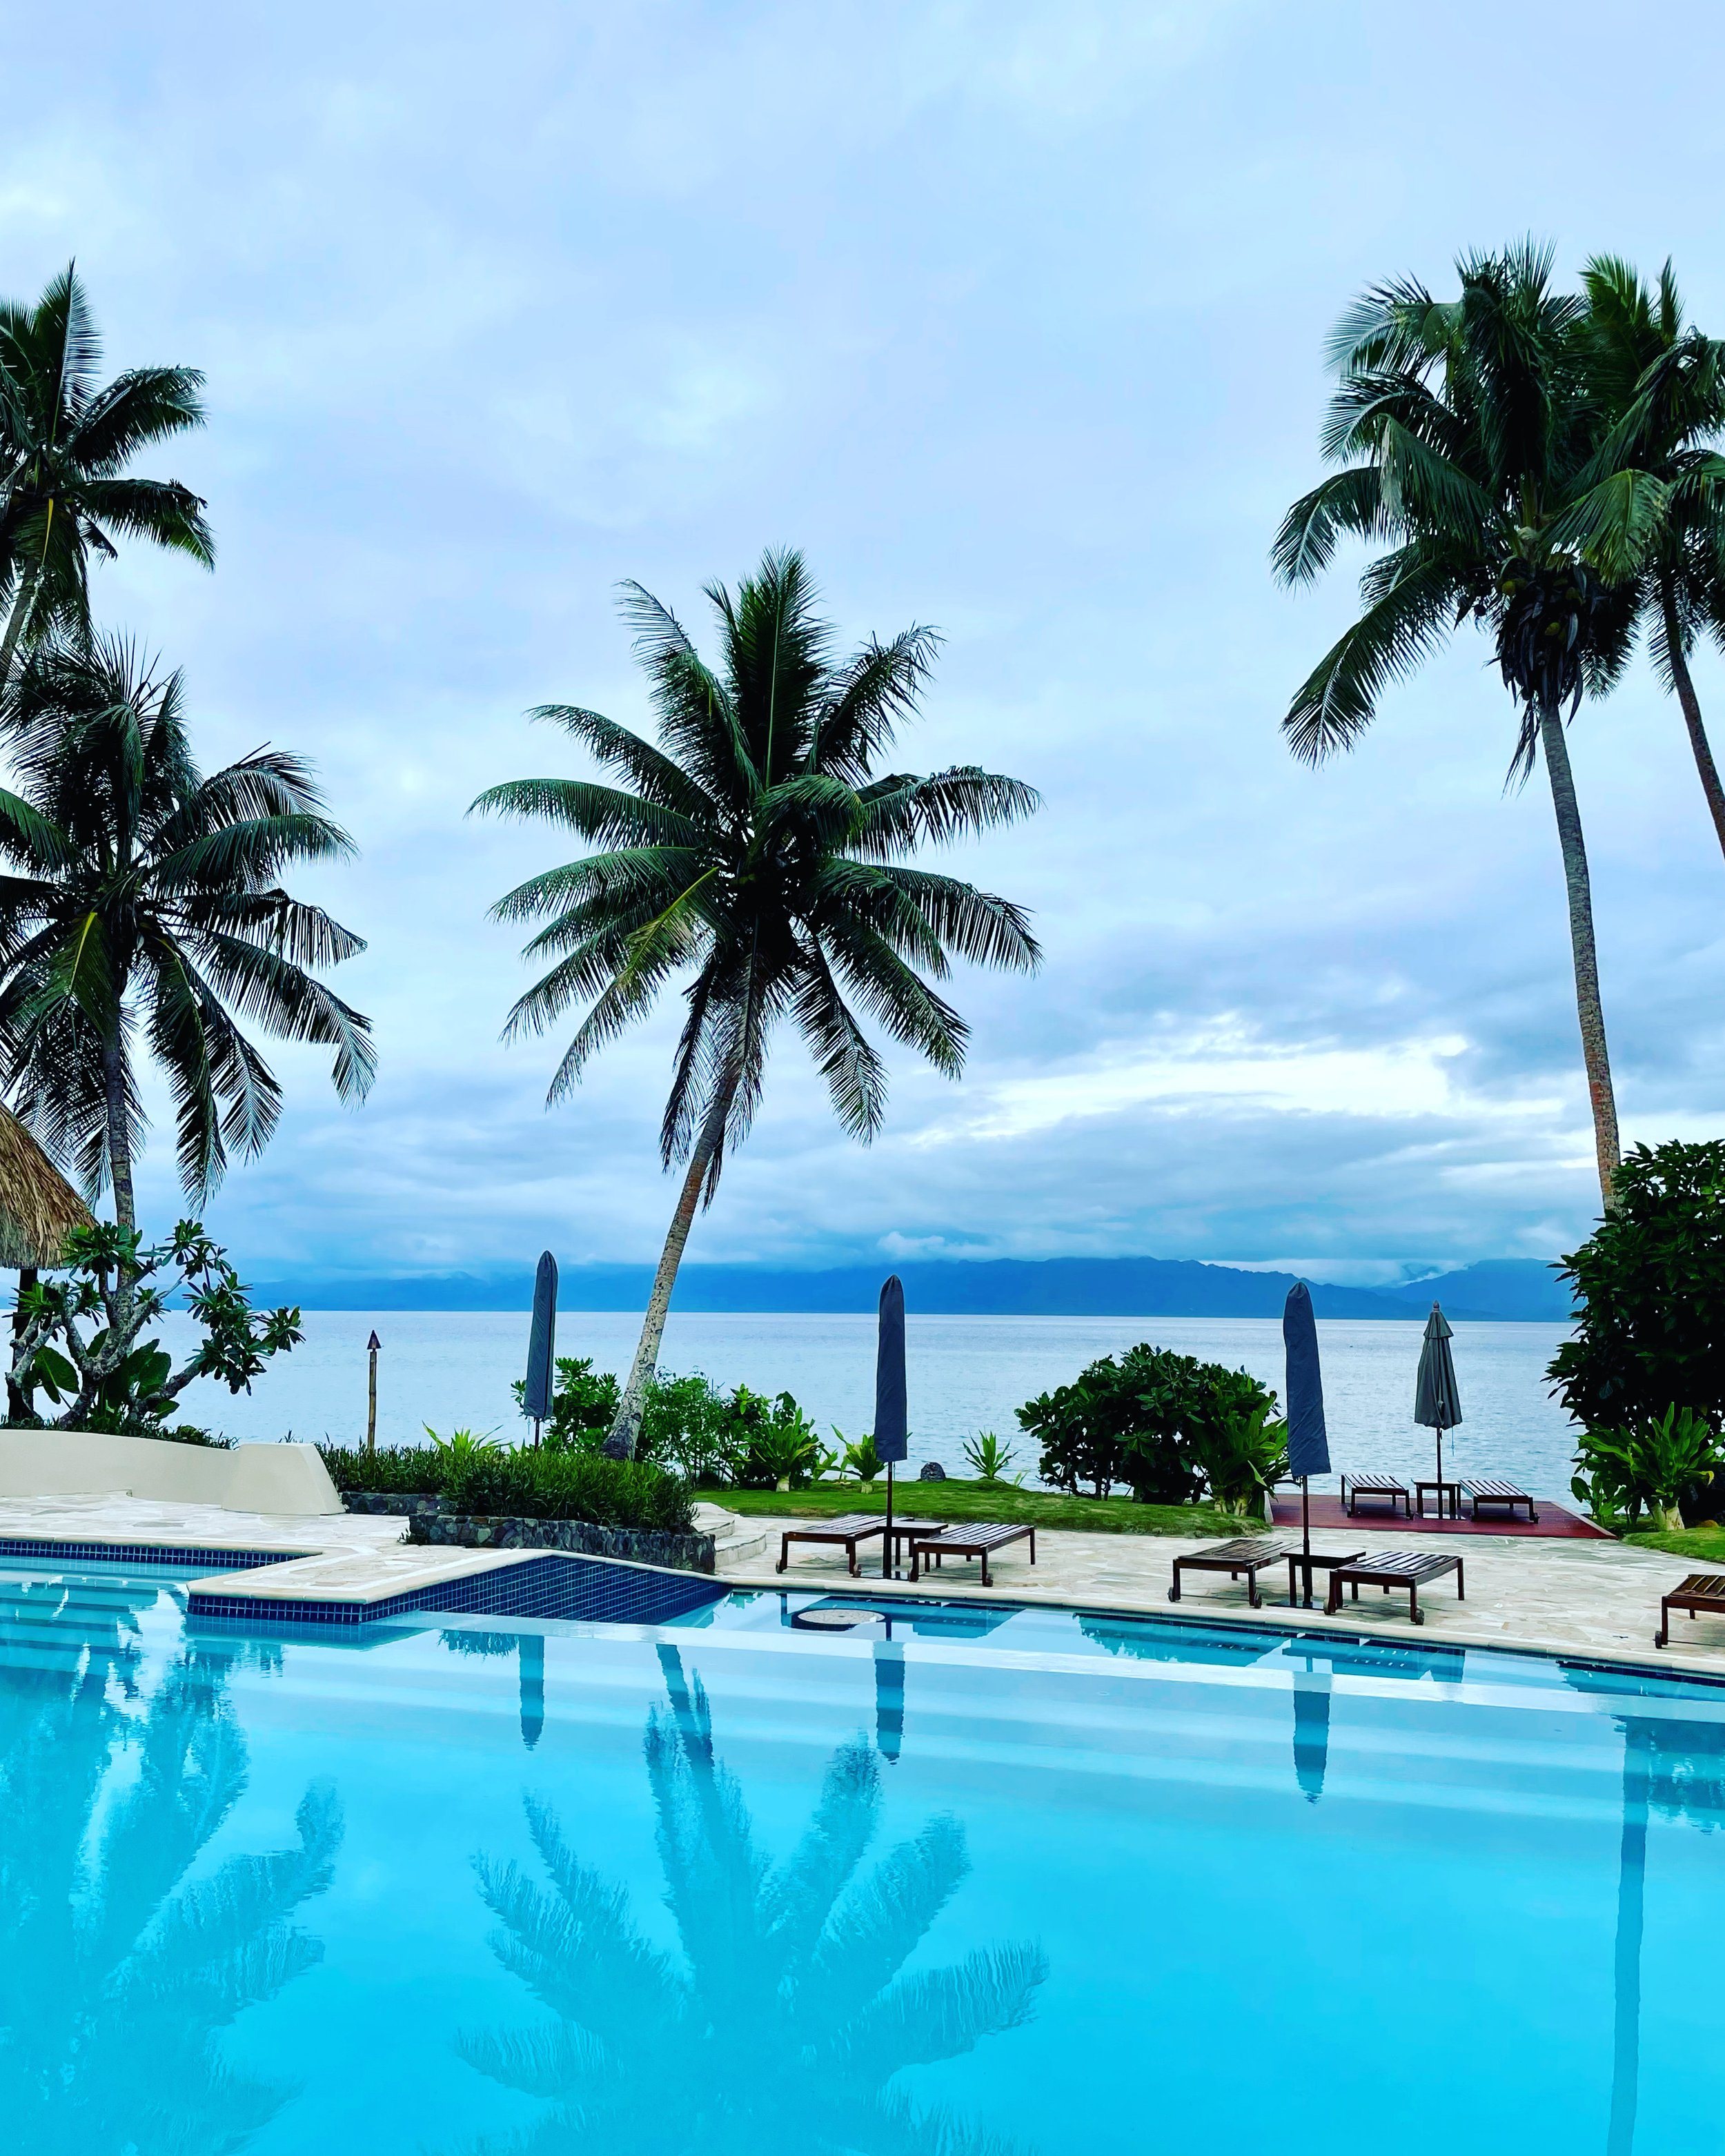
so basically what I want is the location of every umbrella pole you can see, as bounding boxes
[1437,1427,1443,1510]
[883,1458,894,1580]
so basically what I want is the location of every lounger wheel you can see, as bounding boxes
[1167,1588,1179,1603]
[1411,1608,1424,1625]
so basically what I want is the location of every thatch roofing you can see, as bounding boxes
[0,1105,95,1268]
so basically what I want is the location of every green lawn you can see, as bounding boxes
[1626,1523,1725,1563]
[711,1477,1250,1539]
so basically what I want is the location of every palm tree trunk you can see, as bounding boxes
[1659,582,1725,862]
[0,571,39,689]
[101,1035,137,1233]
[607,1089,733,1458]
[1539,697,1621,1209]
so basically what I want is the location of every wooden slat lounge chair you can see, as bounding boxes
[777,1514,946,1576]
[1656,1574,1725,1648]
[1167,1538,1298,1610]
[1341,1472,1412,1518]
[906,1523,1034,1588]
[1463,1477,1540,1523]
[1325,1550,1464,1625]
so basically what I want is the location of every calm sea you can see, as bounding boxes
[157,1308,1581,1500]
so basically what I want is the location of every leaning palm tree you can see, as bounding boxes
[0,636,375,1232]
[0,263,212,683]
[1273,243,1644,1207]
[1578,256,1725,861]
[474,550,1040,1454]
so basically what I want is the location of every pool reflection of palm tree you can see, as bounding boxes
[0,1574,342,2152]
[460,1645,1047,2154]
[1561,1673,1725,2156]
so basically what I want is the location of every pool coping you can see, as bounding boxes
[4,1515,1724,1691]
[716,1563,1725,1688]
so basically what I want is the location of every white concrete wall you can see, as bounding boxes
[0,1430,343,1515]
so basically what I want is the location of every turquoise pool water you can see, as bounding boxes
[3,1561,1722,2156]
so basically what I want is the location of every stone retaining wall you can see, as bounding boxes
[340,1490,442,1521]
[406,1510,716,1574]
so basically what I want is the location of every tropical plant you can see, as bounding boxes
[473,549,1041,1454]
[0,1574,342,2151]
[513,1354,621,1452]
[1577,257,1725,860]
[960,1430,1021,1483]
[1571,1405,1720,1532]
[422,1424,502,1467]
[1192,1401,1290,1519]
[0,635,375,1246]
[835,1428,885,1487]
[318,1441,444,1494]
[0,263,213,684]
[455,1648,1045,2156]
[735,1389,821,1490]
[8,1218,301,1431]
[1274,243,1650,1206]
[1548,1140,1725,1432]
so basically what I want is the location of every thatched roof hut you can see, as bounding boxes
[0,1105,95,1268]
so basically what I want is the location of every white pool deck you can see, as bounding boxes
[3,1488,1724,1680]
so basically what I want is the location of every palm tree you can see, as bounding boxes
[0,263,212,684]
[473,549,1040,1454]
[457,1645,1046,2156]
[1273,243,1645,1207]
[0,635,375,1234]
[1578,256,1725,861]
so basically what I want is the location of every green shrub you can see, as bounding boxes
[640,1372,744,1483]
[513,1355,621,1452]
[1190,1402,1288,1518]
[438,1446,693,1532]
[319,1443,444,1494]
[960,1432,1021,1484]
[1549,1141,1725,1433]
[834,1429,885,1487]
[1016,1345,1276,1504]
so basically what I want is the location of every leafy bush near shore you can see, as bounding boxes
[319,1439,691,1530]
[1016,1345,1277,1505]
[513,1355,620,1450]
[1549,1141,1725,1434]
[319,1444,444,1494]
[1572,1407,1722,1532]
[440,1448,693,1531]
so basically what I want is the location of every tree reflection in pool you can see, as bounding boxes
[455,1643,1047,2156]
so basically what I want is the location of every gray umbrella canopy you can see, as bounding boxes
[1414,1303,1463,1484]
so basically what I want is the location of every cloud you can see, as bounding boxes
[7,0,1725,1285]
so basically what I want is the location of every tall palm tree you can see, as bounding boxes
[474,550,1040,1454]
[1273,243,1645,1207]
[0,264,212,684]
[1578,256,1725,860]
[0,636,375,1234]
[458,1645,1046,2155]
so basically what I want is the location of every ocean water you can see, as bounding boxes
[158,1308,1581,1499]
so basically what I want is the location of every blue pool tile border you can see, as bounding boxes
[186,1552,727,1629]
[0,1536,295,1572]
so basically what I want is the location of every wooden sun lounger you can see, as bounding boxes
[906,1522,1034,1588]
[1325,1550,1465,1626]
[1341,1472,1412,1518]
[1463,1476,1541,1523]
[776,1514,946,1576]
[1656,1573,1725,1649]
[1167,1538,1298,1610]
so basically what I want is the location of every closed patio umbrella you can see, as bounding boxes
[1414,1303,1463,1493]
[1283,1281,1330,1557]
[875,1275,908,1579]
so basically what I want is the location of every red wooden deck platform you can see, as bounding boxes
[1270,1493,1610,1541]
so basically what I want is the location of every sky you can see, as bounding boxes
[6,0,1725,1292]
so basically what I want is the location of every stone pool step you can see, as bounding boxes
[692,1503,769,1570]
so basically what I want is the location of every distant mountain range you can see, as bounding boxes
[254,1253,1577,1321]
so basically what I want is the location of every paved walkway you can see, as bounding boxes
[729,1512,1725,1675]
[1,1490,1721,1679]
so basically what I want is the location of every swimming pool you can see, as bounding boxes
[3,1559,1720,2156]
